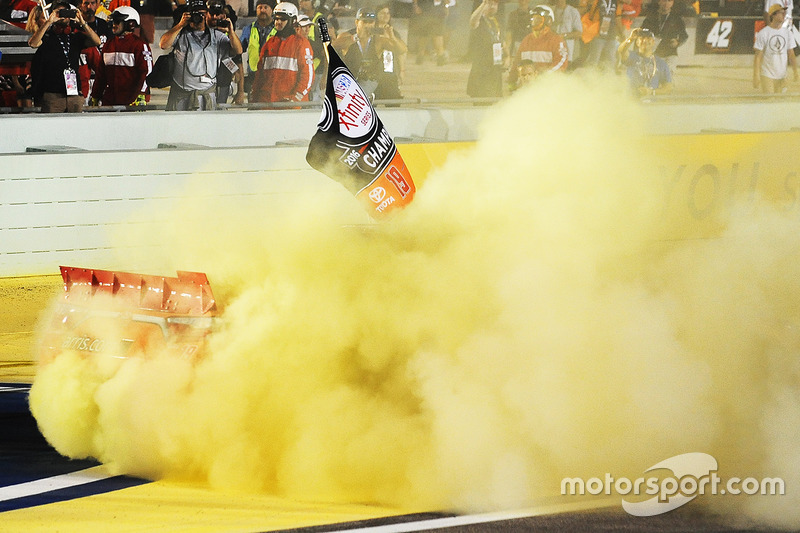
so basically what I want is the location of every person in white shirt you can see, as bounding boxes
[754,4,799,93]
[764,0,800,49]
[553,0,582,63]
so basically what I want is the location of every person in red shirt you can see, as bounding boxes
[90,5,152,106]
[511,4,568,87]
[250,2,314,103]
[5,0,37,28]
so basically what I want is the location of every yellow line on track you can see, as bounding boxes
[1,480,410,533]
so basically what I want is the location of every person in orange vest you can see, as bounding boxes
[580,0,624,70]
[250,2,314,102]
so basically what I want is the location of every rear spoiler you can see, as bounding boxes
[60,266,217,315]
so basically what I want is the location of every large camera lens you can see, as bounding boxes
[59,8,76,17]
[190,11,204,23]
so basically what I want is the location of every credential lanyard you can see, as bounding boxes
[59,35,80,96]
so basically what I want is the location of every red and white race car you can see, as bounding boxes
[38,266,219,365]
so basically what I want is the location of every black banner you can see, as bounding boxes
[695,16,799,54]
[305,45,415,219]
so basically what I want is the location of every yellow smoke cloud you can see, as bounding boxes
[30,73,800,526]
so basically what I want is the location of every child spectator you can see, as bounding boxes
[618,27,672,96]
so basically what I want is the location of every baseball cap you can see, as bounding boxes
[768,3,786,16]
[356,8,376,20]
[207,0,225,12]
[297,14,313,26]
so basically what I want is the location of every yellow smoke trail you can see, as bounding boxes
[30,72,800,526]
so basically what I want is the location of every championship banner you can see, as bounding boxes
[305,44,416,219]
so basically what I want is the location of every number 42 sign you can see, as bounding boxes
[705,19,733,50]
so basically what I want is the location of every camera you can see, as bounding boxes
[186,0,206,23]
[58,8,77,17]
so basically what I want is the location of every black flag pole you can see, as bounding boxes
[318,17,331,62]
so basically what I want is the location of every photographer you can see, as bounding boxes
[159,0,242,110]
[332,7,407,99]
[208,0,243,104]
[28,0,102,112]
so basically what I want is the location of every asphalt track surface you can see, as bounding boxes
[1,382,794,532]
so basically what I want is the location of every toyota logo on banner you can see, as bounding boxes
[369,187,386,203]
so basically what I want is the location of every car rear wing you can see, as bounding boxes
[60,266,217,316]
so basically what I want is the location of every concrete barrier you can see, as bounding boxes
[4,102,800,277]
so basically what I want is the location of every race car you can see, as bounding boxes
[38,266,219,365]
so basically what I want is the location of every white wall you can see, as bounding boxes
[5,100,800,277]
[0,107,484,154]
[0,145,365,276]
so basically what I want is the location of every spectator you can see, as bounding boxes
[240,0,275,96]
[763,0,799,45]
[332,7,407,99]
[3,0,36,29]
[76,0,109,103]
[298,0,328,39]
[28,0,102,112]
[250,2,313,102]
[376,4,406,85]
[24,3,45,33]
[512,57,535,90]
[581,0,623,70]
[619,0,640,31]
[208,0,244,104]
[466,0,503,98]
[159,0,242,110]
[618,27,671,95]
[754,4,798,93]
[0,0,39,108]
[514,4,568,81]
[504,0,531,58]
[552,0,582,63]
[639,0,687,75]
[296,14,325,99]
[90,5,152,106]
[78,0,111,39]
[298,0,328,99]
[410,0,448,65]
